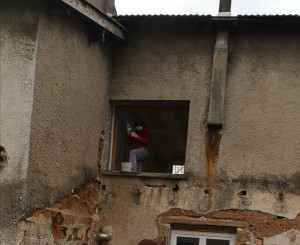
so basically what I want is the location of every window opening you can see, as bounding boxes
[110,102,189,174]
[171,230,236,245]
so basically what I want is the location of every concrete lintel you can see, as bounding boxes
[60,0,126,40]
[160,216,249,228]
[207,29,229,125]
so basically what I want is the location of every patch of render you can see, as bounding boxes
[20,182,101,244]
[264,229,300,245]
[0,1,40,243]
[218,28,300,181]
[0,0,40,183]
[138,208,300,245]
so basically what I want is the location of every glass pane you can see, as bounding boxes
[206,239,230,245]
[177,236,199,245]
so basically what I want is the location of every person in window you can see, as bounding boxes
[126,119,149,172]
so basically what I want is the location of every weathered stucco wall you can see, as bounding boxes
[219,26,300,185]
[102,21,300,244]
[0,1,112,244]
[26,1,111,215]
[0,0,40,243]
[110,20,215,182]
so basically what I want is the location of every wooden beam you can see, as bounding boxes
[207,30,228,125]
[60,0,126,40]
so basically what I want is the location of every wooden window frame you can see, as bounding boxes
[108,101,190,171]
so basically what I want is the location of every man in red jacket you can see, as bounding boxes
[126,119,149,172]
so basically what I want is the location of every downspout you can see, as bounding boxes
[204,0,231,208]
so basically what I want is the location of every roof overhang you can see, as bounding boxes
[60,0,126,40]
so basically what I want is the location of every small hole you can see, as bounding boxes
[173,184,179,192]
[279,192,284,201]
[277,216,284,219]
[240,190,247,196]
[102,185,106,190]
[204,189,209,194]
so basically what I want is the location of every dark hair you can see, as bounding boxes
[134,119,145,127]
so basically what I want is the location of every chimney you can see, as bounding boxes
[218,0,231,16]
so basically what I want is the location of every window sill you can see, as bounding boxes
[102,170,187,180]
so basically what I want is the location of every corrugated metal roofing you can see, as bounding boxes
[115,14,299,18]
[115,14,211,17]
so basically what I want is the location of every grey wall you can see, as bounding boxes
[0,1,41,243]
[0,1,112,244]
[111,21,300,189]
[220,27,300,184]
[111,20,216,182]
[25,1,112,210]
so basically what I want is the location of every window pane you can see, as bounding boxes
[206,239,230,245]
[177,236,199,245]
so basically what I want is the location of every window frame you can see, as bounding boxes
[108,100,190,173]
[170,230,236,245]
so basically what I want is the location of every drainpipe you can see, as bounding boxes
[207,0,231,126]
[205,0,231,194]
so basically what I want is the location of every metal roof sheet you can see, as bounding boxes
[115,14,300,18]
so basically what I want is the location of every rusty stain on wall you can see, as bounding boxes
[205,125,222,187]
[97,130,105,183]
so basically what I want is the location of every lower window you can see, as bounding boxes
[171,230,236,245]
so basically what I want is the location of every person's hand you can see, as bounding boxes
[126,123,132,135]
[131,132,138,138]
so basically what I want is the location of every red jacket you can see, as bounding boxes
[127,129,149,149]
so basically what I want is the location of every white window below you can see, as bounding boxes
[171,230,236,245]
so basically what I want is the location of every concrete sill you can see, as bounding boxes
[101,170,187,179]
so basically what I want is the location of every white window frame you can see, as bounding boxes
[170,230,236,245]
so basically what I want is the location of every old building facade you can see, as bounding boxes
[0,0,299,244]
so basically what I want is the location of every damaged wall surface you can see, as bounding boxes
[101,17,300,244]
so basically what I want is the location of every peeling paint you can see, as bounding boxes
[20,182,100,244]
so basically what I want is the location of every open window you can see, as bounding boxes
[109,101,189,174]
[171,230,236,245]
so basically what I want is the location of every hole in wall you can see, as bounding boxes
[173,184,179,192]
[279,192,284,201]
[0,146,8,166]
[240,190,247,196]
